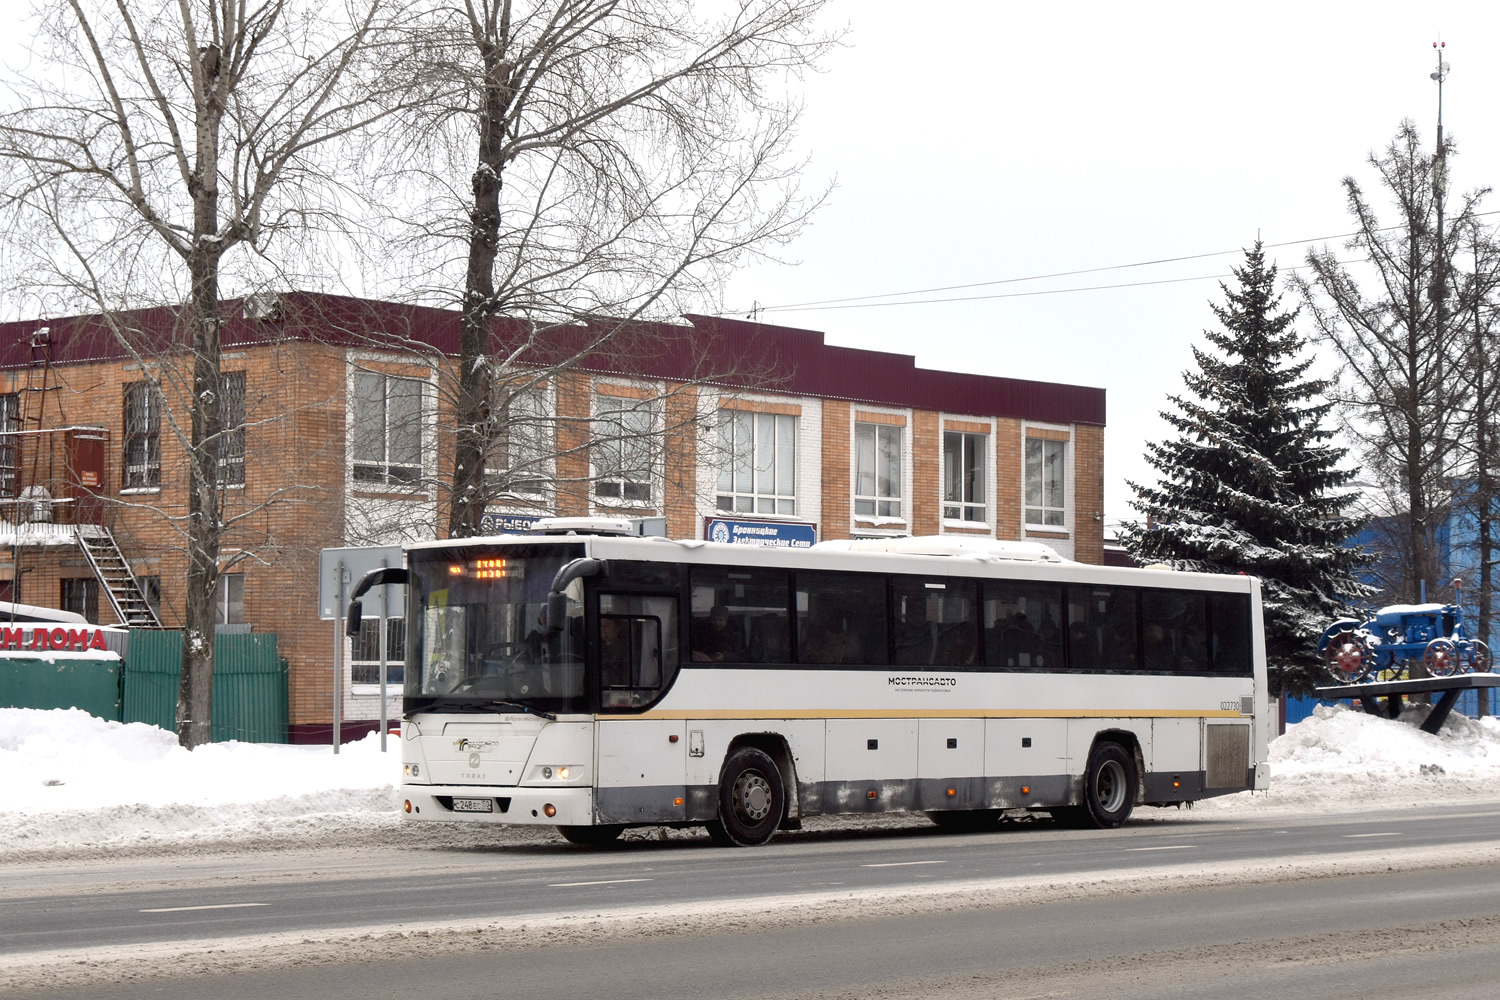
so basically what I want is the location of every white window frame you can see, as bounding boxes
[854,421,902,519]
[716,409,797,516]
[942,430,987,523]
[213,573,244,625]
[486,382,552,499]
[593,394,659,504]
[351,615,406,691]
[351,371,425,487]
[1025,436,1068,529]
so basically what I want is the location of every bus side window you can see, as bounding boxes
[1067,585,1137,671]
[598,593,679,707]
[795,571,887,665]
[985,581,1063,670]
[1208,592,1252,676]
[689,567,790,665]
[892,577,978,668]
[1141,589,1207,673]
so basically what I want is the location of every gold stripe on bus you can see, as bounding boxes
[605,708,1245,721]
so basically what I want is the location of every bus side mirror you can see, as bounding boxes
[546,592,567,635]
[345,600,362,637]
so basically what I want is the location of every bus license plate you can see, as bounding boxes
[452,797,494,813]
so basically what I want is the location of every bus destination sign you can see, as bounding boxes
[450,558,513,580]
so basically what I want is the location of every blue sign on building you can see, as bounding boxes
[480,511,542,535]
[704,517,817,549]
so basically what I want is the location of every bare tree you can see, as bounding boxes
[0,0,404,747]
[368,0,836,537]
[1292,121,1488,604]
[331,305,786,547]
[1451,221,1500,662]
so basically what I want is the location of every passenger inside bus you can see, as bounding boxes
[691,605,746,662]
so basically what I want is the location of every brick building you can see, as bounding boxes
[0,292,1106,740]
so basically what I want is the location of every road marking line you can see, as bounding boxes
[547,878,654,887]
[1125,845,1194,852]
[860,860,948,868]
[140,903,269,913]
[1344,832,1401,838]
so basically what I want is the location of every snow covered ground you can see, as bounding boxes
[4,702,1500,863]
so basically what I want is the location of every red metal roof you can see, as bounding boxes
[0,292,1104,426]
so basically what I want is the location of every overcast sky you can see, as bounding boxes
[721,0,1500,529]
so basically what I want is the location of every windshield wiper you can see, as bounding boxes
[487,700,556,721]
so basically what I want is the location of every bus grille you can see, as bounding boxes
[1205,725,1250,789]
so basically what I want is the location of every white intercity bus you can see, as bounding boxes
[347,521,1269,847]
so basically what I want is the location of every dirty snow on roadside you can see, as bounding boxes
[4,701,1500,860]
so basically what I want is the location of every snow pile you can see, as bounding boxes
[1190,702,1500,814]
[5,703,1500,858]
[0,708,400,858]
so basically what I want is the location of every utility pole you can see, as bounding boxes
[1427,41,1451,607]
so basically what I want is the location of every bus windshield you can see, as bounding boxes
[406,543,586,714]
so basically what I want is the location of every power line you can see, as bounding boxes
[734,211,1500,316]
[759,271,1238,313]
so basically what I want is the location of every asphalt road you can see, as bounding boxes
[6,804,1500,997]
[6,804,1500,952]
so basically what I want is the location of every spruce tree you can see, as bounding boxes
[1122,242,1370,697]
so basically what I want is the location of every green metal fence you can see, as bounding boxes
[121,630,289,743]
[0,654,123,720]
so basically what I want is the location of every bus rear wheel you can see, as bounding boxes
[707,747,785,847]
[557,824,624,846]
[1081,742,1137,828]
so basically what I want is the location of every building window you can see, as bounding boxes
[854,422,902,519]
[213,573,244,625]
[0,393,18,497]
[140,575,162,621]
[352,616,405,688]
[486,384,551,496]
[351,371,423,486]
[218,372,246,487]
[1025,437,1067,527]
[942,430,986,523]
[122,382,161,489]
[60,578,99,624]
[716,410,796,515]
[593,396,658,502]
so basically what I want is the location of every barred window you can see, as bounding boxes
[0,393,17,497]
[123,382,161,489]
[218,372,246,487]
[352,616,406,688]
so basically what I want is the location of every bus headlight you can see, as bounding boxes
[404,763,421,778]
[536,765,573,781]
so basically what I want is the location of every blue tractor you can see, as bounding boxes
[1317,582,1491,683]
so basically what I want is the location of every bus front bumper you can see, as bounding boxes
[400,784,594,826]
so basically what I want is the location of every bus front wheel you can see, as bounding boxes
[706,747,785,847]
[1081,742,1137,828]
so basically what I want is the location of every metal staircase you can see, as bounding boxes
[76,527,161,627]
